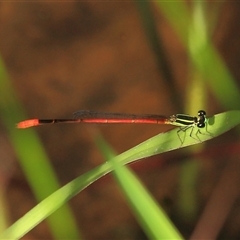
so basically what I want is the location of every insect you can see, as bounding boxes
[17,110,208,144]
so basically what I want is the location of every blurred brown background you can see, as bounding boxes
[1,2,240,239]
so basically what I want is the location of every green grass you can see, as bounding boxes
[1,110,240,239]
[95,135,183,240]
[157,1,240,109]
[0,59,81,239]
[1,1,240,239]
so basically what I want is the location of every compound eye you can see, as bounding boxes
[198,110,206,116]
[197,122,205,128]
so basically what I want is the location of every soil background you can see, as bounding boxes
[1,2,240,239]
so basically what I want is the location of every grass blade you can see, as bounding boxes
[1,110,239,239]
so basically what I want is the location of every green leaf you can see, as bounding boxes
[96,135,183,239]
[157,2,240,109]
[0,57,81,239]
[1,110,239,239]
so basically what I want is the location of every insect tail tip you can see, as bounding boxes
[16,119,39,128]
